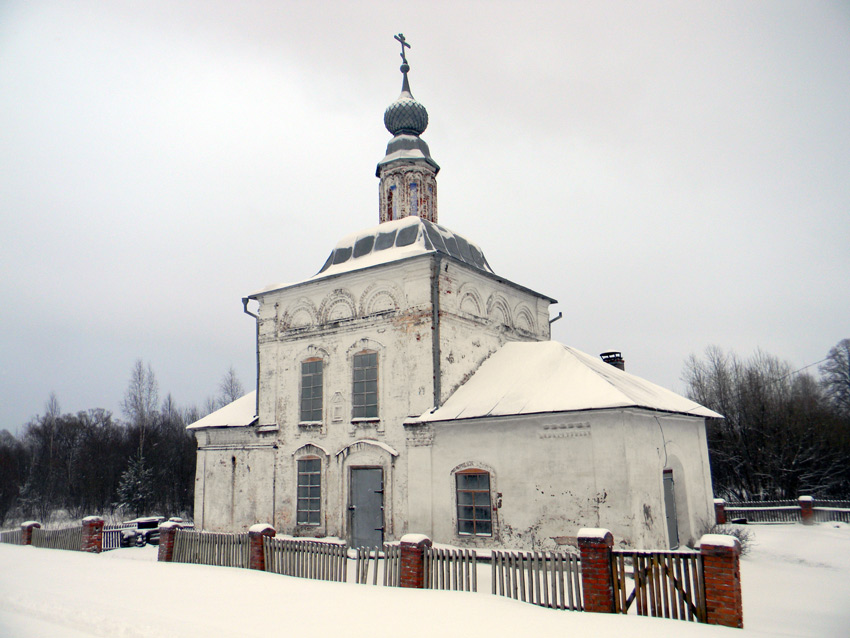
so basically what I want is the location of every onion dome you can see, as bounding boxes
[383,64,429,136]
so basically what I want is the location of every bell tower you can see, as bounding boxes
[377,34,440,224]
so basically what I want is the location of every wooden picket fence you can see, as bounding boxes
[264,537,348,582]
[31,526,83,552]
[724,505,801,524]
[425,547,478,592]
[101,528,124,551]
[612,550,706,622]
[491,549,583,611]
[0,529,22,544]
[352,545,401,586]
[172,530,250,568]
[723,498,850,525]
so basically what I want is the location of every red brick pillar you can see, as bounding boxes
[714,498,727,525]
[578,528,615,613]
[248,524,276,571]
[399,534,432,588]
[157,522,180,562]
[798,496,814,525]
[81,516,105,553]
[20,521,41,545]
[700,534,743,628]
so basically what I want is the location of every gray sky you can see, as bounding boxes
[1,1,848,433]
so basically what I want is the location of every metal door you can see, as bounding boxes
[350,468,384,548]
[663,469,679,549]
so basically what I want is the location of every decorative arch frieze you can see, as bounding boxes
[345,337,386,358]
[514,305,536,333]
[279,298,318,332]
[486,294,513,329]
[457,283,484,317]
[318,289,357,324]
[359,281,403,316]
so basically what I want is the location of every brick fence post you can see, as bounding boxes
[700,534,743,628]
[714,498,727,525]
[798,495,814,525]
[21,521,41,546]
[248,524,276,571]
[81,516,105,553]
[578,528,615,613]
[399,534,432,588]
[157,522,180,562]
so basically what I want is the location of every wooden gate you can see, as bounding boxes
[612,550,706,622]
[491,550,582,610]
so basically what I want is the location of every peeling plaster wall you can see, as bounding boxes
[423,409,713,550]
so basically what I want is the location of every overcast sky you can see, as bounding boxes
[1,1,848,433]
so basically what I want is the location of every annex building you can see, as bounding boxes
[189,39,720,551]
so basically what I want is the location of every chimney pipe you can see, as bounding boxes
[600,351,625,371]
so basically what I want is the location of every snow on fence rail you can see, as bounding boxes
[31,526,83,552]
[425,547,478,592]
[612,549,705,623]
[263,537,348,582]
[172,530,250,568]
[0,529,22,544]
[491,549,582,610]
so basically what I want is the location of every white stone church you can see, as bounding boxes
[189,40,720,551]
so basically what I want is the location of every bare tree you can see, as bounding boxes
[122,360,159,454]
[683,345,850,500]
[820,338,850,416]
[217,366,244,408]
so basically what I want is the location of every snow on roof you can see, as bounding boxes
[418,341,723,422]
[187,391,258,430]
[249,216,493,297]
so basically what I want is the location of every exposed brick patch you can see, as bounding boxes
[700,535,743,628]
[578,528,615,613]
[248,524,276,571]
[714,498,727,525]
[20,521,41,546]
[399,534,432,588]
[81,516,105,553]
[157,523,180,562]
[798,496,814,525]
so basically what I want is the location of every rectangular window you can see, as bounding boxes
[352,352,378,419]
[300,360,323,422]
[456,471,492,536]
[297,458,321,525]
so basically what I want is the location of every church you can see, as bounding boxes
[189,37,720,551]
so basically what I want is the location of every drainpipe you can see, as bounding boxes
[242,297,260,415]
[430,255,442,408]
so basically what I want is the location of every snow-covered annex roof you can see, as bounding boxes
[187,391,257,430]
[249,216,495,297]
[417,341,722,422]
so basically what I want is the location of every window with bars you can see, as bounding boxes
[352,351,378,419]
[300,359,323,422]
[456,470,492,536]
[297,458,321,525]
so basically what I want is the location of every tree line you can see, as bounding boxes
[683,338,850,501]
[0,361,245,527]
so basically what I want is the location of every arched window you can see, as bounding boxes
[456,469,492,536]
[300,358,323,423]
[352,351,378,419]
[296,457,321,525]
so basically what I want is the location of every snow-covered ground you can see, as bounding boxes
[0,523,847,637]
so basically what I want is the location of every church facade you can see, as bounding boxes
[189,40,719,550]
